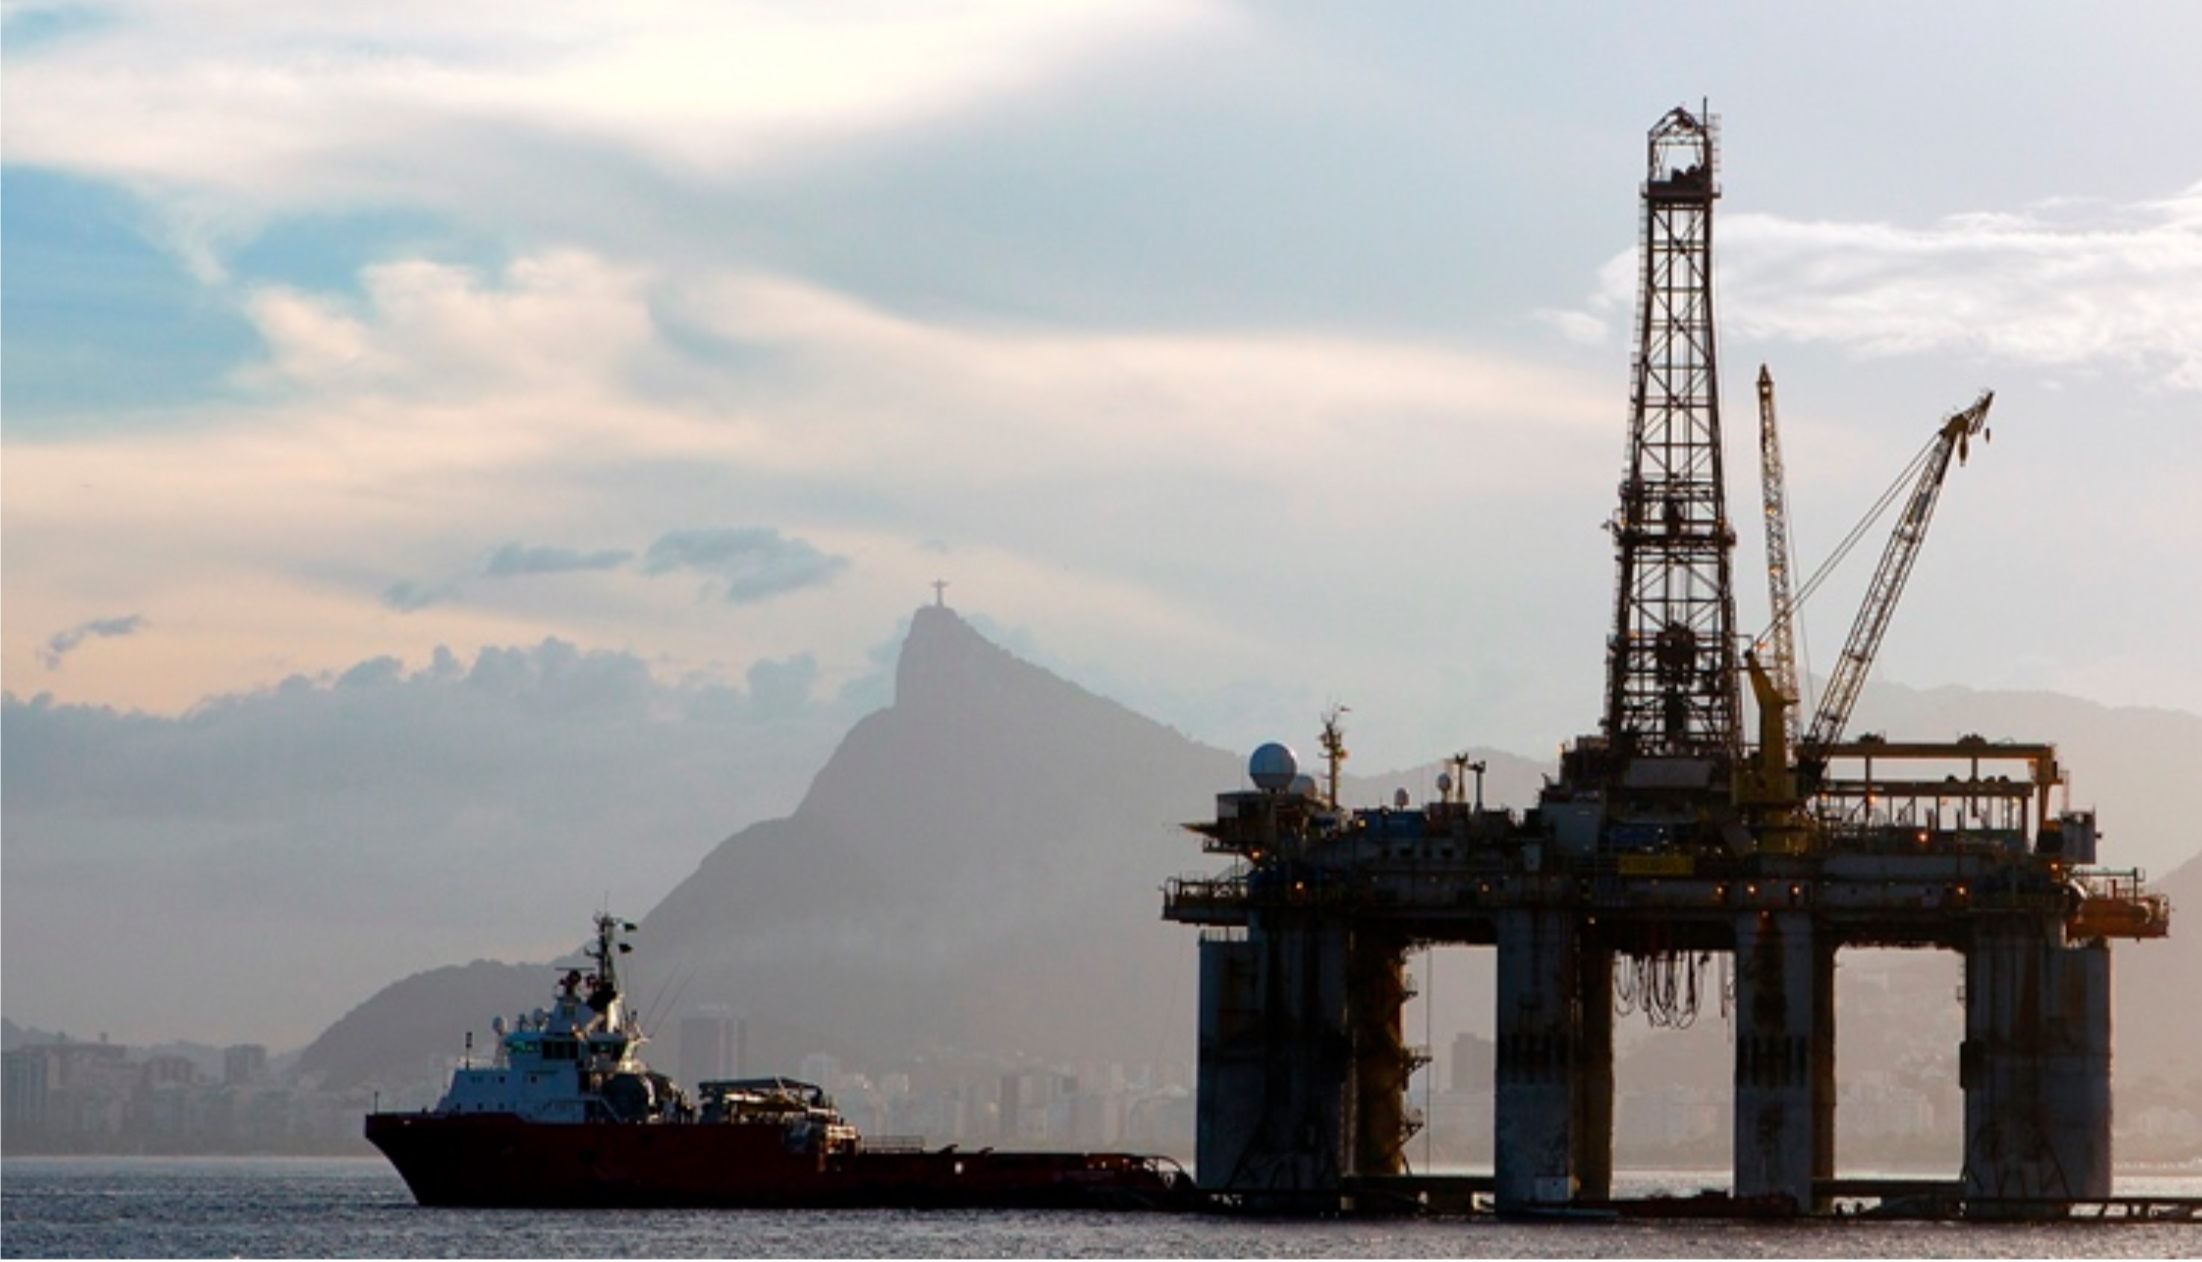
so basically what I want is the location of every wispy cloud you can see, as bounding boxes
[482,542,635,578]
[380,581,459,613]
[643,527,851,604]
[1546,188,2202,389]
[41,614,148,669]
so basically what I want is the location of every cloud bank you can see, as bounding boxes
[1,634,886,1046]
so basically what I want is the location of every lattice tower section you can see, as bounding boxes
[1603,105,1742,762]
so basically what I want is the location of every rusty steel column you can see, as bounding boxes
[1962,926,2112,1213]
[1732,909,1825,1210]
[1346,931,1410,1180]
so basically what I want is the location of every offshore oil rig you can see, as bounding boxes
[1163,105,2173,1219]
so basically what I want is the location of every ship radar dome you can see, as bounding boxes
[1249,742,1299,791]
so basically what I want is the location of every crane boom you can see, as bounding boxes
[1802,390,1994,754]
[1756,365,1803,748]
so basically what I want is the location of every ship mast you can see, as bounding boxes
[585,913,639,1036]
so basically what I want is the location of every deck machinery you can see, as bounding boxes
[1162,105,2171,1218]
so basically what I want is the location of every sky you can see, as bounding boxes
[5,1,2200,1046]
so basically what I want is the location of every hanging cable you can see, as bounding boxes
[1790,432,1938,615]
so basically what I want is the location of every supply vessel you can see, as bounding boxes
[364,913,1188,1209]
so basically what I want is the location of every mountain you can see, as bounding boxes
[2115,850,2201,1088]
[296,960,543,1092]
[630,604,1242,1072]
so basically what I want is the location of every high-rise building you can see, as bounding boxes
[677,1008,737,1086]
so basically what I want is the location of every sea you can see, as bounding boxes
[3,1159,2198,1259]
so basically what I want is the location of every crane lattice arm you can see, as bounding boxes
[1802,390,1994,754]
[1756,365,1803,748]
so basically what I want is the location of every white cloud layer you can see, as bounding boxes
[1552,190,2202,390]
[3,0,1231,205]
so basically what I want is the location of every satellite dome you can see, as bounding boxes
[1249,742,1299,791]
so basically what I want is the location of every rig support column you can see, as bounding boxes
[1193,921,1350,1206]
[1345,931,1411,1183]
[1494,909,1611,1207]
[1573,941,1615,1202]
[1812,936,1836,1199]
[1732,910,1828,1211]
[1962,927,2112,1212]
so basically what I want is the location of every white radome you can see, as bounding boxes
[1249,742,1299,791]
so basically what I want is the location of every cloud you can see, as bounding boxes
[482,542,635,578]
[746,652,821,720]
[643,527,851,604]
[1,1,1230,234]
[240,252,659,399]
[380,580,460,613]
[1547,188,2202,390]
[670,270,1616,484]
[1532,308,1607,346]
[40,614,148,669]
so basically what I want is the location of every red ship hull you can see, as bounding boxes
[365,1112,1187,1209]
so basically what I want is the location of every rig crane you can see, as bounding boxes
[1799,389,1995,763]
[1755,364,1804,749]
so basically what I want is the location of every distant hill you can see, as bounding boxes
[2115,850,2200,1088]
[1850,683,2201,876]
[295,959,545,1092]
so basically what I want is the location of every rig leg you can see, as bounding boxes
[1494,909,1609,1208]
[1193,923,1350,1207]
[1346,931,1411,1183]
[1573,943,1615,1202]
[1732,910,1827,1211]
[1962,929,2112,1214]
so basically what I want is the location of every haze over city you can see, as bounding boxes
[5,1,2198,1061]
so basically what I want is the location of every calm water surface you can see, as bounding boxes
[4,1158,2198,1258]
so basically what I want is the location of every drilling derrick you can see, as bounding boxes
[1604,105,1742,768]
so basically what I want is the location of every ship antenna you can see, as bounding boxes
[1319,705,1349,810]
